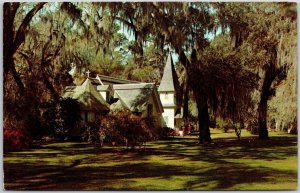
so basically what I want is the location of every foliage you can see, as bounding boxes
[160,127,179,138]
[214,2,297,139]
[248,120,259,135]
[87,111,160,149]
[80,122,103,144]
[122,43,165,83]
[195,34,258,125]
[59,98,82,131]
[41,98,81,139]
[3,119,32,152]
[268,45,297,133]
[4,2,74,142]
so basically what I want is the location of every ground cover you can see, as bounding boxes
[3,129,298,190]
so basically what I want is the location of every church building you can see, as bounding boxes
[63,53,182,133]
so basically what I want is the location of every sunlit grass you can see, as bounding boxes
[3,130,297,190]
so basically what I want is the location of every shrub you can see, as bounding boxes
[41,98,81,140]
[247,120,259,135]
[80,122,102,144]
[3,120,31,152]
[99,111,160,149]
[159,127,178,138]
[209,117,216,128]
[80,111,160,149]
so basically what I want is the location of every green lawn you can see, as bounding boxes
[3,129,298,190]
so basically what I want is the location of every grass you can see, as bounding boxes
[3,129,298,190]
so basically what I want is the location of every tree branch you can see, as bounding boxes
[13,2,46,53]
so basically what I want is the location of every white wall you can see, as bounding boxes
[162,107,175,128]
[159,92,174,105]
[99,91,107,101]
[159,92,176,128]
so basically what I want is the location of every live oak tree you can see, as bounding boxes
[4,2,84,137]
[199,34,258,130]
[4,2,46,92]
[4,2,48,138]
[251,3,296,138]
[215,2,297,139]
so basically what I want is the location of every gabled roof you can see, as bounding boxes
[113,83,152,90]
[78,74,141,86]
[64,86,77,92]
[63,79,110,112]
[113,83,163,113]
[63,86,78,98]
[97,74,140,85]
[158,53,180,93]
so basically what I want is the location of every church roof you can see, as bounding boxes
[63,78,110,112]
[97,74,140,85]
[79,75,140,86]
[113,83,163,113]
[88,77,102,85]
[113,83,153,90]
[158,53,180,92]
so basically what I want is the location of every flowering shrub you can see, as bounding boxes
[3,120,32,152]
[81,111,160,149]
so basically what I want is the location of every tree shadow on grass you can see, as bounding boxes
[5,158,292,190]
[4,135,297,190]
[5,158,296,190]
[184,164,297,190]
[155,136,297,161]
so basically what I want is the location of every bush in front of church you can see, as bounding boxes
[82,111,160,149]
[41,98,81,140]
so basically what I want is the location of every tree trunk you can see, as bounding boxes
[258,96,269,139]
[195,92,212,144]
[174,47,212,143]
[182,75,189,124]
[258,72,271,139]
[258,65,275,139]
[4,3,21,91]
[42,73,60,101]
[258,46,280,139]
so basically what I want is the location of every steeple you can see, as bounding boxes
[158,53,180,93]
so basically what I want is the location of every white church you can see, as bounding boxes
[158,54,183,129]
[63,53,183,134]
